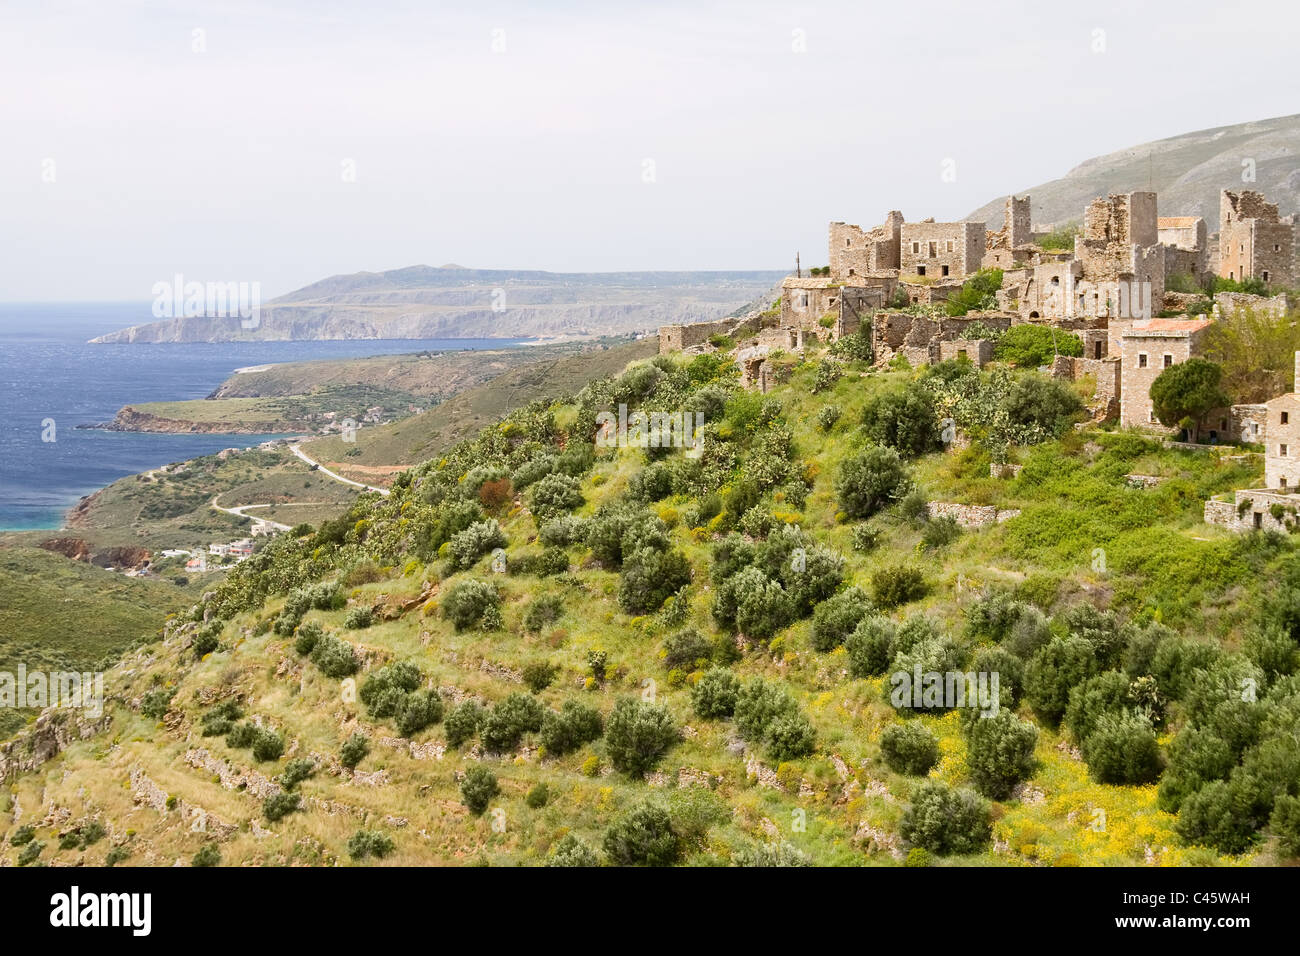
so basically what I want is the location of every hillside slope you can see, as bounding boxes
[3,342,1295,869]
[968,113,1300,229]
[88,267,784,344]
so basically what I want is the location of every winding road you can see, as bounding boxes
[289,444,391,496]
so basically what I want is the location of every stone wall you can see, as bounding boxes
[938,338,994,367]
[1051,354,1120,420]
[829,213,903,279]
[658,311,762,354]
[927,501,1021,528]
[1219,189,1297,287]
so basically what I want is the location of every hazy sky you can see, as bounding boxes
[3,0,1297,301]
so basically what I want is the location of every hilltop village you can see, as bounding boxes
[659,188,1300,535]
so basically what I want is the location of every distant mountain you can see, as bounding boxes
[967,113,1300,230]
[89,266,785,344]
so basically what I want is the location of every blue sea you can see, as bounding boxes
[0,303,528,530]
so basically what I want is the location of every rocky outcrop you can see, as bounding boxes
[86,405,309,434]
[0,710,112,781]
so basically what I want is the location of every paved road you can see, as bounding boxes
[289,444,391,496]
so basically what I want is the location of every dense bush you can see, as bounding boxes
[547,833,601,867]
[344,605,374,629]
[340,732,369,769]
[880,721,939,775]
[480,692,546,752]
[872,565,928,609]
[810,586,872,652]
[1082,713,1163,785]
[900,781,991,856]
[310,633,359,678]
[691,667,741,719]
[602,802,679,866]
[442,579,500,631]
[448,519,507,570]
[539,514,590,548]
[262,791,301,822]
[192,843,221,867]
[1064,671,1134,743]
[661,628,712,670]
[522,660,559,693]
[251,728,285,762]
[293,621,323,656]
[539,699,604,755]
[444,700,485,748]
[280,757,316,790]
[846,615,895,678]
[348,829,395,860]
[140,688,174,720]
[861,385,940,457]
[460,766,499,815]
[835,446,910,518]
[964,710,1038,799]
[618,545,692,614]
[1024,637,1100,725]
[530,473,584,520]
[604,697,678,776]
[734,678,815,760]
[524,594,564,632]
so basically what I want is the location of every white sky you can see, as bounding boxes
[2,0,1297,300]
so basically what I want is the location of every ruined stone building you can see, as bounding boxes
[829,214,903,278]
[900,220,987,279]
[1218,189,1296,287]
[1017,192,1166,324]
[1260,351,1300,490]
[1158,216,1209,279]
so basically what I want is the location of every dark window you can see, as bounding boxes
[941,265,949,277]
[917,266,926,277]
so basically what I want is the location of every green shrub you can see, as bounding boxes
[603,697,678,776]
[480,692,546,752]
[280,758,316,790]
[880,722,940,775]
[262,792,301,822]
[343,605,374,629]
[530,473,584,520]
[1064,671,1134,743]
[460,766,499,815]
[835,446,910,519]
[602,802,679,866]
[810,586,872,652]
[547,833,600,866]
[192,843,221,867]
[340,733,369,769]
[140,688,174,720]
[251,728,285,762]
[523,660,559,693]
[872,565,927,608]
[442,579,500,631]
[105,846,129,866]
[525,782,550,809]
[200,699,244,737]
[539,700,603,755]
[17,840,44,866]
[965,710,1038,799]
[817,405,842,431]
[691,667,741,719]
[524,594,564,632]
[861,384,939,457]
[310,633,359,678]
[900,781,991,855]
[9,825,34,846]
[348,829,395,860]
[1025,637,1100,725]
[225,721,258,749]
[1270,793,1300,858]
[293,621,323,655]
[444,701,485,748]
[618,546,692,614]
[449,519,508,570]
[661,628,712,670]
[1082,713,1162,785]
[846,616,895,678]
